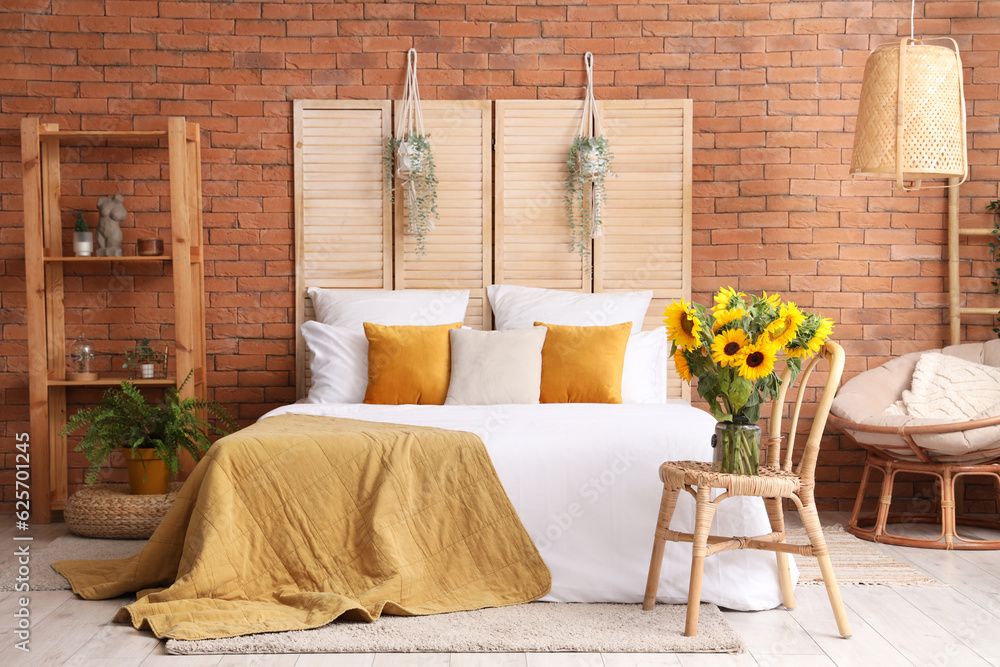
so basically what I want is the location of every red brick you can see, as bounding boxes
[465,6,515,22]
[417,5,464,21]
[514,38,564,55]
[439,21,490,38]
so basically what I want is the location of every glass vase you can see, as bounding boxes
[712,420,760,475]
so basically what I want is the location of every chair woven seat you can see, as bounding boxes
[659,461,800,498]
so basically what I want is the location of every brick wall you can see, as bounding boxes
[1,1,999,514]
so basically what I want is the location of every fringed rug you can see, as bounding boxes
[165,602,744,655]
[788,524,941,586]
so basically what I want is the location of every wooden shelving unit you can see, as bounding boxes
[21,117,207,523]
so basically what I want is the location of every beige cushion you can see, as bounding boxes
[832,340,1000,457]
[445,327,547,405]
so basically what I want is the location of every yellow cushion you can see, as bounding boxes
[364,322,462,405]
[535,321,632,404]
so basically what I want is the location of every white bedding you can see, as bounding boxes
[260,401,793,611]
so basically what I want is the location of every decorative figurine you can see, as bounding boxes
[95,194,126,257]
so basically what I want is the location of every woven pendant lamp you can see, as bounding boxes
[850,4,967,191]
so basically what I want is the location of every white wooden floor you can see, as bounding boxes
[1,514,998,667]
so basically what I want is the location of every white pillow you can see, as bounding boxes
[445,327,547,405]
[487,284,652,334]
[621,327,668,404]
[300,320,368,404]
[307,288,470,330]
[902,352,1000,419]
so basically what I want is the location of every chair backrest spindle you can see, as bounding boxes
[767,341,845,483]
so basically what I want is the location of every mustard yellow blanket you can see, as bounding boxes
[53,415,551,640]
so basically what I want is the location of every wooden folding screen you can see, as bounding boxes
[595,100,693,332]
[293,101,392,396]
[295,99,692,400]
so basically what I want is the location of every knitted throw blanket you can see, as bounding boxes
[890,353,1000,419]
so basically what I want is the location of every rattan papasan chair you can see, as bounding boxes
[829,340,1000,550]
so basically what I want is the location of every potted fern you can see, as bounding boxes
[60,373,236,494]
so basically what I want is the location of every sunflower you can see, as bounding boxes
[761,291,782,309]
[663,299,703,350]
[673,349,692,383]
[711,329,749,368]
[788,317,834,359]
[736,341,779,381]
[712,286,746,314]
[713,307,746,332]
[764,301,805,348]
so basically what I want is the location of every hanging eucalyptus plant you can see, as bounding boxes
[566,52,614,274]
[565,135,613,266]
[384,48,438,257]
[384,133,438,256]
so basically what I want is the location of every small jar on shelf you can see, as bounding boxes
[67,334,99,381]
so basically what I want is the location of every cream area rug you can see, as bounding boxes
[0,534,144,591]
[166,603,743,655]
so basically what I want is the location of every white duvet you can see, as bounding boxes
[260,401,793,611]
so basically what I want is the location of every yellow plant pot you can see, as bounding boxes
[125,448,170,495]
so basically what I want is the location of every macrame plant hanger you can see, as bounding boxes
[578,51,606,239]
[395,48,431,234]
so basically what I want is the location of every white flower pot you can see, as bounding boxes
[580,149,604,177]
[396,141,413,177]
[73,231,93,257]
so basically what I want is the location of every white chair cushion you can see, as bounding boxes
[832,340,1000,457]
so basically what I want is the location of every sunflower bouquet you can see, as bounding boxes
[664,288,833,474]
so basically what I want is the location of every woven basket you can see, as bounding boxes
[850,37,967,189]
[64,483,182,540]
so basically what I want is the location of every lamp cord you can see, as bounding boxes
[910,0,915,39]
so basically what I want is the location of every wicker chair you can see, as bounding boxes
[642,340,851,639]
[828,340,1000,550]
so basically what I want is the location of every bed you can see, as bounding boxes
[260,402,793,611]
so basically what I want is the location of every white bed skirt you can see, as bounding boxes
[261,402,793,611]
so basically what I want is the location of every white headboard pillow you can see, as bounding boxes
[307,287,470,329]
[300,320,368,404]
[487,284,653,334]
[622,327,669,404]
